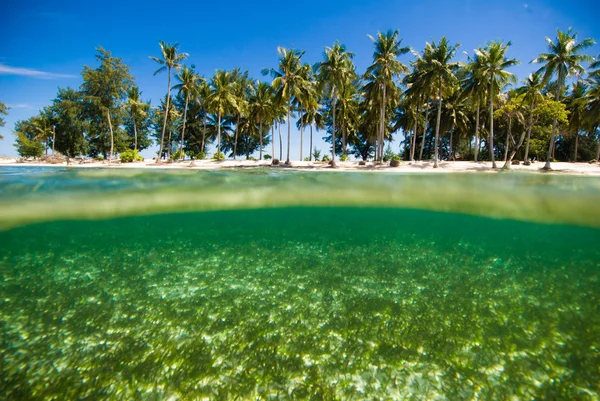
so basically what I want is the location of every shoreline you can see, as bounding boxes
[1,157,600,176]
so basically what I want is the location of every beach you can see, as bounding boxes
[2,157,600,176]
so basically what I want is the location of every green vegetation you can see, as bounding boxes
[0,101,9,140]
[120,149,143,163]
[10,29,600,165]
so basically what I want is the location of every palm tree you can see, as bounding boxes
[208,70,237,159]
[514,72,545,163]
[251,81,274,161]
[411,37,461,168]
[365,31,409,162]
[149,41,188,163]
[566,81,588,162]
[124,85,147,151]
[477,41,519,168]
[196,80,212,154]
[173,65,201,160]
[461,50,488,162]
[230,69,252,160]
[314,41,356,166]
[532,28,595,169]
[264,47,310,164]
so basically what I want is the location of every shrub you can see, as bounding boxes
[312,148,322,161]
[358,160,366,166]
[340,154,349,162]
[212,151,225,161]
[191,151,206,160]
[272,158,280,165]
[95,155,105,161]
[391,155,401,161]
[247,156,257,161]
[304,157,311,161]
[120,149,144,163]
[322,155,330,162]
[263,154,272,160]
[383,145,395,162]
[171,149,184,160]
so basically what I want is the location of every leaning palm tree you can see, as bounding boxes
[365,30,409,162]
[172,65,201,160]
[264,47,310,164]
[411,37,461,168]
[149,41,188,163]
[315,41,356,166]
[477,41,519,168]
[532,28,595,169]
[251,81,274,161]
[208,70,237,159]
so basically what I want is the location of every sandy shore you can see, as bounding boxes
[1,157,600,176]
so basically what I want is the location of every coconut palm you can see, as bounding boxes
[532,28,595,169]
[365,31,409,162]
[150,41,188,163]
[461,50,488,162]
[196,80,212,154]
[251,81,274,161]
[477,41,519,168]
[514,72,545,163]
[208,70,237,159]
[264,47,310,164]
[173,65,201,160]
[314,41,356,166]
[566,81,588,162]
[124,85,147,151]
[411,37,461,168]
[229,69,252,160]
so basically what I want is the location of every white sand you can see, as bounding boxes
[1,157,600,176]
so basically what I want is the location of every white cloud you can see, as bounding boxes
[0,63,76,79]
[8,104,33,109]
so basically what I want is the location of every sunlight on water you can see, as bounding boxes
[1,167,599,400]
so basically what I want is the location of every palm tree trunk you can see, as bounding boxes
[286,99,291,163]
[271,124,275,161]
[179,93,189,161]
[233,115,240,160]
[52,125,56,154]
[474,101,480,162]
[342,123,347,157]
[133,115,138,151]
[201,112,207,155]
[544,76,563,170]
[434,84,443,168]
[310,124,313,162]
[332,87,337,166]
[596,127,600,162]
[410,107,417,162]
[523,102,534,163]
[217,111,222,160]
[489,83,497,168]
[157,67,171,163]
[278,122,283,160]
[449,131,453,161]
[300,124,304,161]
[380,85,386,162]
[167,129,172,160]
[573,130,579,162]
[259,119,263,161]
[504,120,528,169]
[503,117,512,162]
[419,104,429,161]
[107,109,114,165]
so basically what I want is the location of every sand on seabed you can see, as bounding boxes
[1,157,600,176]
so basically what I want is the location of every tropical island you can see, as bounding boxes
[1,28,599,173]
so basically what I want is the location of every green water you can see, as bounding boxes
[1,167,599,400]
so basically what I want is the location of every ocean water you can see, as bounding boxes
[1,167,599,400]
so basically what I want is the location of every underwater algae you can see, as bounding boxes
[1,168,600,400]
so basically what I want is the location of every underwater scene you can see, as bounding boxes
[1,167,599,400]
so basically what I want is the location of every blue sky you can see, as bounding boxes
[1,0,599,158]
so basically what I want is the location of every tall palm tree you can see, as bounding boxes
[532,28,595,169]
[230,69,252,160]
[314,41,355,166]
[149,41,188,163]
[264,47,310,164]
[515,72,545,163]
[173,65,201,160]
[477,41,519,168]
[461,50,488,162]
[251,81,274,161]
[411,37,461,168]
[566,81,588,162]
[208,70,237,159]
[365,30,409,162]
[124,85,147,151]
[196,80,212,154]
